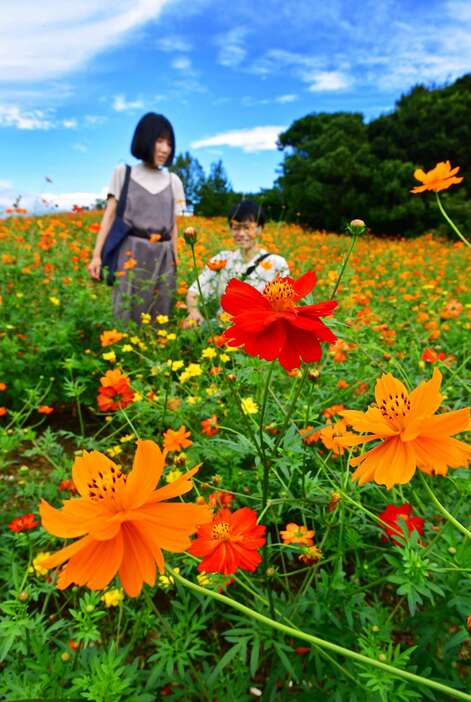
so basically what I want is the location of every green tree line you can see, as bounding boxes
[172,74,470,236]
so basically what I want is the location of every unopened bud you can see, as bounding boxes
[266,567,276,577]
[347,219,367,236]
[18,591,29,602]
[183,226,197,245]
[85,604,95,613]
[448,546,457,555]
[61,652,71,662]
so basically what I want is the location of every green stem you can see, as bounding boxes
[172,570,471,701]
[435,192,471,248]
[274,366,309,451]
[190,243,214,333]
[418,472,471,540]
[330,233,357,299]
[260,362,275,514]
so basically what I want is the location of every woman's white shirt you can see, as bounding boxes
[188,248,290,308]
[108,163,186,215]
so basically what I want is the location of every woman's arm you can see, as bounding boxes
[87,197,118,280]
[171,223,178,265]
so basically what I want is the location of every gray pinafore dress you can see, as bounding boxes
[112,173,176,324]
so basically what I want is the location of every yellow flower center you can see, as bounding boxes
[379,392,411,423]
[211,522,231,541]
[87,465,127,501]
[263,279,296,312]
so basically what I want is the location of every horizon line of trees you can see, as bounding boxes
[169,73,470,237]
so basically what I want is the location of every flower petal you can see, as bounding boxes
[119,522,156,597]
[292,271,317,301]
[124,440,164,509]
[374,374,409,408]
[221,278,270,315]
[149,465,200,503]
[419,408,469,438]
[72,451,119,499]
[409,367,443,419]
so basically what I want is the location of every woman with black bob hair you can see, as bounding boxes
[88,113,185,324]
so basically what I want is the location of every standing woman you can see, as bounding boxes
[87,113,185,324]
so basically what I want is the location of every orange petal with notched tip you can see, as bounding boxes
[123,439,164,509]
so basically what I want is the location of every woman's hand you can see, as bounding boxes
[183,307,204,328]
[87,255,102,280]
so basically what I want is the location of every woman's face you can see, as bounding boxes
[153,136,172,167]
[230,219,260,250]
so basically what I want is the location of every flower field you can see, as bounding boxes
[0,203,470,701]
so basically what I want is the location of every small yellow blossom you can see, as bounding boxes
[102,351,116,362]
[187,363,202,377]
[140,313,151,324]
[101,588,124,607]
[219,311,232,323]
[197,572,212,587]
[171,360,184,371]
[129,336,140,344]
[206,385,218,397]
[133,392,143,402]
[241,397,258,415]
[29,552,51,577]
[119,434,135,444]
[106,445,122,457]
[201,347,217,360]
[187,396,199,405]
[156,315,169,324]
[158,329,168,337]
[166,468,183,483]
[49,296,60,306]
[121,344,133,352]
[138,342,148,351]
[219,353,230,363]
[167,333,176,341]
[159,567,180,589]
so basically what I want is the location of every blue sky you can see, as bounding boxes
[0,0,470,212]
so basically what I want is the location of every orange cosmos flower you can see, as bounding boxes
[100,329,126,347]
[201,415,219,436]
[280,523,315,546]
[8,513,40,533]
[339,368,471,489]
[0,407,8,417]
[207,259,227,271]
[188,507,266,575]
[39,440,210,596]
[97,370,134,412]
[123,257,137,270]
[411,161,463,193]
[38,405,54,415]
[221,272,337,371]
[163,425,192,452]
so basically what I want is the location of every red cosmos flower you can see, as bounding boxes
[379,504,425,546]
[8,513,39,532]
[188,507,266,575]
[221,272,337,371]
[421,348,446,364]
[201,415,219,436]
[97,370,134,412]
[38,405,54,415]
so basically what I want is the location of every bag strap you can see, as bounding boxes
[116,165,131,218]
[241,252,271,280]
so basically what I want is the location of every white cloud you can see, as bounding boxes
[62,118,78,128]
[73,143,88,152]
[172,56,192,71]
[0,1,171,82]
[0,105,53,130]
[0,180,12,189]
[39,190,107,210]
[112,94,146,112]
[192,125,287,153]
[307,71,352,92]
[85,114,107,125]
[156,35,192,52]
[275,94,298,103]
[215,27,248,68]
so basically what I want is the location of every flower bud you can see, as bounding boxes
[61,652,71,662]
[18,591,29,602]
[347,219,367,236]
[183,226,197,245]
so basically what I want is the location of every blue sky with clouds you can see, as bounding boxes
[0,0,470,212]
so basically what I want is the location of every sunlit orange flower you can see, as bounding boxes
[221,272,337,371]
[208,490,234,509]
[319,419,355,456]
[163,425,192,452]
[39,440,210,596]
[97,369,134,412]
[59,479,78,494]
[421,348,446,364]
[8,513,39,532]
[123,257,137,270]
[440,299,463,319]
[0,383,6,391]
[38,405,54,415]
[280,523,315,546]
[322,403,345,419]
[298,544,322,565]
[100,329,126,347]
[149,233,162,243]
[299,426,320,445]
[339,368,471,489]
[379,504,425,546]
[207,259,227,271]
[0,407,8,417]
[201,415,219,436]
[188,507,266,575]
[411,161,463,193]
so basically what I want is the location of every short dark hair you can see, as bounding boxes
[130,113,175,167]
[227,200,266,227]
